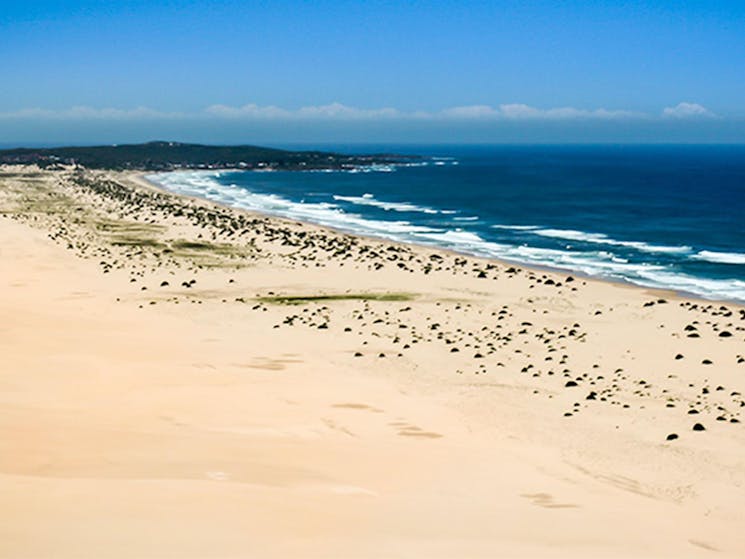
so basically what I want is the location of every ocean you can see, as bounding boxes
[147,145,745,303]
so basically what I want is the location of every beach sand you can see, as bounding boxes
[1,165,744,558]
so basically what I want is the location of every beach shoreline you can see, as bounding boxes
[2,164,744,558]
[137,169,728,309]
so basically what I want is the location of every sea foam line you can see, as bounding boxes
[492,224,541,231]
[634,270,745,302]
[531,228,692,254]
[333,193,440,214]
[691,250,745,265]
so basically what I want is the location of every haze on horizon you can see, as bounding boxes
[2,0,744,146]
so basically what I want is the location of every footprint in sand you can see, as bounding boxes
[393,423,443,439]
[689,539,720,552]
[332,403,384,413]
[521,492,579,509]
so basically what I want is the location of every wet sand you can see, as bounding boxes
[1,164,744,558]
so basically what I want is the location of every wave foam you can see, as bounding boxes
[307,164,396,173]
[333,193,439,214]
[635,269,745,302]
[417,229,488,247]
[691,250,745,265]
[533,228,692,254]
[414,230,665,279]
[492,224,541,231]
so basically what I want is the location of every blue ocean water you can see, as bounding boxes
[148,145,745,303]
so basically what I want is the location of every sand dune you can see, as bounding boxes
[1,165,744,558]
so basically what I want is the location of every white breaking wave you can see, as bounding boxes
[415,230,652,273]
[533,228,610,242]
[634,270,745,302]
[412,230,681,287]
[453,216,479,221]
[417,229,487,246]
[691,250,745,265]
[492,224,541,230]
[532,228,692,254]
[333,193,439,214]
[307,164,396,173]
[495,245,666,277]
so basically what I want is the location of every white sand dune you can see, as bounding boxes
[1,166,744,558]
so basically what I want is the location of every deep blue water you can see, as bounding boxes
[149,145,745,303]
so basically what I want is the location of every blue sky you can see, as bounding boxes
[1,0,744,144]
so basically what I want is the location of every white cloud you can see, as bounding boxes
[433,103,639,120]
[499,104,639,120]
[662,102,716,119]
[497,104,545,119]
[205,102,400,120]
[0,102,719,122]
[203,102,642,121]
[439,105,500,118]
[205,103,291,119]
[297,102,400,119]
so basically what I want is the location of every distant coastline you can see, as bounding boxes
[0,140,420,172]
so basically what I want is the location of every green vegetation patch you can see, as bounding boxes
[170,238,253,258]
[258,292,414,305]
[95,219,167,249]
[171,240,215,250]
[111,236,165,248]
[166,238,256,268]
[19,198,75,214]
[96,219,165,235]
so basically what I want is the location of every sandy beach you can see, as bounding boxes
[1,164,744,558]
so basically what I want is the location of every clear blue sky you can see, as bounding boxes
[2,0,744,144]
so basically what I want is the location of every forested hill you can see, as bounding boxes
[0,141,416,171]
